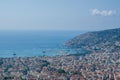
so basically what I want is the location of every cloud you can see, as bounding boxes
[91,9,116,16]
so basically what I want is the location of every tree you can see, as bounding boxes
[57,69,66,73]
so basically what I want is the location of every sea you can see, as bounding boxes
[0,30,84,57]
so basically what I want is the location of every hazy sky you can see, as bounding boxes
[0,0,120,31]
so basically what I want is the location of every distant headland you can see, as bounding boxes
[65,28,120,53]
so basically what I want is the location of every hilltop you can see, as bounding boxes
[65,28,120,53]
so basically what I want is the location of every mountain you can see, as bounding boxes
[65,28,120,53]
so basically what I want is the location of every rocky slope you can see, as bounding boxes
[65,28,120,53]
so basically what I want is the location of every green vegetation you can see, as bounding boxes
[65,28,120,53]
[4,76,14,79]
[40,60,50,69]
[0,61,3,66]
[68,53,87,56]
[72,71,82,75]
[57,68,66,73]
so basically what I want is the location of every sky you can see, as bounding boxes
[0,0,120,31]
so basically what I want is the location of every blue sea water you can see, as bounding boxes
[0,30,84,57]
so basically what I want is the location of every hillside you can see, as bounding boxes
[65,28,120,53]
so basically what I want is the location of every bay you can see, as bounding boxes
[0,30,84,57]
